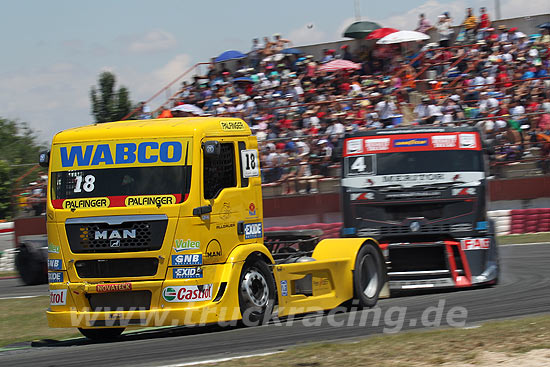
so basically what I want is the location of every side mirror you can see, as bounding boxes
[202,141,220,158]
[38,151,50,168]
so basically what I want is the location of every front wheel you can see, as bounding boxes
[78,327,125,340]
[238,257,276,326]
[353,243,385,308]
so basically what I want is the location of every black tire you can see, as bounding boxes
[78,328,125,340]
[15,245,47,285]
[238,257,276,326]
[353,243,384,308]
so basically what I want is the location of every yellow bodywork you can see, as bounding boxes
[46,117,384,329]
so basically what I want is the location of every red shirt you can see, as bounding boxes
[480,14,490,28]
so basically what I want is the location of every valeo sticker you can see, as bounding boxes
[174,239,201,252]
[125,195,176,207]
[63,197,110,210]
[48,243,60,254]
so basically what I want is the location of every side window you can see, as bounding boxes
[204,142,236,199]
[238,141,249,188]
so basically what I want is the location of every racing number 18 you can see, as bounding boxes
[241,150,260,178]
[74,175,95,193]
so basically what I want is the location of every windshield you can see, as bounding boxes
[345,150,483,177]
[52,166,191,201]
[376,150,483,175]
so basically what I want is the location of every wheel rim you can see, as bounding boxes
[360,253,378,298]
[241,268,269,308]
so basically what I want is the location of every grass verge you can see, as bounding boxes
[205,315,550,367]
[0,296,80,347]
[497,232,550,245]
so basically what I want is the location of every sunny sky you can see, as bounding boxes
[2,0,549,144]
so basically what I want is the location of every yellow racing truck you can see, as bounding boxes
[41,117,388,339]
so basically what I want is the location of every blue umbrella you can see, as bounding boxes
[281,48,303,55]
[537,22,550,29]
[215,50,246,63]
[233,77,254,83]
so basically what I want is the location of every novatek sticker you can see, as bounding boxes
[162,284,213,302]
[461,238,490,250]
[174,239,201,252]
[50,289,67,305]
[48,259,63,270]
[244,222,262,239]
[96,282,132,293]
[172,254,202,266]
[173,267,203,279]
[432,135,457,148]
[48,272,63,283]
[346,139,364,155]
[365,138,390,152]
[459,134,477,148]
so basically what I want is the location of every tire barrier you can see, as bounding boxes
[0,221,14,234]
[0,248,15,273]
[266,209,550,238]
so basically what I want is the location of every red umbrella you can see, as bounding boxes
[365,27,399,40]
[318,59,362,72]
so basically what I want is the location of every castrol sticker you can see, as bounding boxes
[162,285,213,302]
[50,289,67,306]
[461,238,490,250]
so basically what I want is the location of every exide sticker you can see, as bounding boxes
[346,139,364,155]
[162,284,213,302]
[244,222,262,239]
[461,238,490,250]
[459,134,477,148]
[96,282,132,293]
[173,267,202,279]
[50,289,67,306]
[48,272,63,283]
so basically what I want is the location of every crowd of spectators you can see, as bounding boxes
[155,12,550,191]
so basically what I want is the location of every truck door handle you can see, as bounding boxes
[237,221,245,235]
[193,205,212,216]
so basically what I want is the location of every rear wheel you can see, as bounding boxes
[353,243,384,308]
[238,257,275,326]
[78,327,125,340]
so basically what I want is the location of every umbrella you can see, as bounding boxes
[343,21,382,39]
[171,104,204,116]
[215,50,246,63]
[377,30,430,44]
[318,59,362,72]
[281,48,303,55]
[515,31,527,39]
[537,22,550,29]
[233,77,254,83]
[366,27,399,40]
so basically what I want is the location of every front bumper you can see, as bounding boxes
[47,262,244,329]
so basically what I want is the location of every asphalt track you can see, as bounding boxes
[1,243,550,367]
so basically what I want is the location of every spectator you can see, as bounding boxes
[415,13,432,34]
[463,8,478,43]
[375,95,397,127]
[435,14,453,48]
[478,7,491,40]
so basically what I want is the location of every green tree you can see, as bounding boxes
[0,118,46,219]
[90,71,133,123]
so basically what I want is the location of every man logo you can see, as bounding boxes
[205,239,222,259]
[110,239,121,247]
[94,229,136,240]
[410,221,420,232]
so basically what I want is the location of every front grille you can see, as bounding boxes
[380,223,451,235]
[75,258,159,278]
[87,290,152,311]
[388,245,447,272]
[66,215,167,253]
